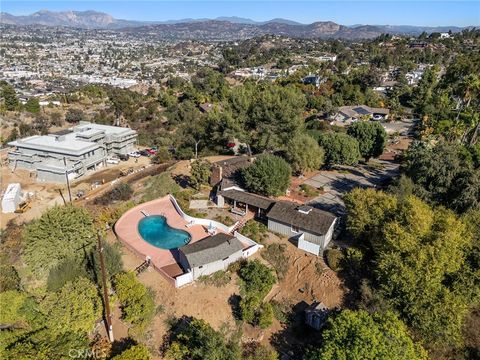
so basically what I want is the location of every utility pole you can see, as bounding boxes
[63,157,72,202]
[97,232,114,342]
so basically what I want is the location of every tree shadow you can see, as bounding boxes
[270,300,317,359]
[228,294,242,321]
[173,174,191,188]
[109,337,137,357]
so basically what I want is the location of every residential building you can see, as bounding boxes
[7,122,137,183]
[332,105,390,125]
[266,202,337,255]
[178,233,245,280]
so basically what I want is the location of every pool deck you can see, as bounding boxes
[114,195,238,281]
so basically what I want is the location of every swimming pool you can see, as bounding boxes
[138,215,191,249]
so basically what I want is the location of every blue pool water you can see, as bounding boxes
[138,215,191,249]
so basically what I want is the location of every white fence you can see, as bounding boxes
[169,194,233,233]
[175,272,194,287]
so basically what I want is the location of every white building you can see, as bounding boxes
[2,183,22,213]
[266,203,337,255]
[8,122,137,183]
[178,233,245,280]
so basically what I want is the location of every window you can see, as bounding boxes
[199,265,203,269]
[291,225,299,233]
[222,256,229,261]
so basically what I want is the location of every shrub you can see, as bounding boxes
[23,205,96,278]
[257,302,274,329]
[151,148,172,164]
[114,272,155,329]
[299,184,320,197]
[325,248,344,271]
[197,270,231,287]
[240,220,269,243]
[47,257,90,292]
[0,265,21,292]
[142,172,180,202]
[94,183,133,206]
[270,300,292,323]
[111,344,152,360]
[261,244,289,281]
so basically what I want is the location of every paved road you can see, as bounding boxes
[304,160,399,216]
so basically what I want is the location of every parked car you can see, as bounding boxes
[106,157,120,164]
[147,148,157,155]
[118,154,129,161]
[139,149,150,157]
[128,151,141,158]
[372,115,383,121]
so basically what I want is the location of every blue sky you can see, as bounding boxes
[2,1,479,26]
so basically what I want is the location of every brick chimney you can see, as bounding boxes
[210,164,223,186]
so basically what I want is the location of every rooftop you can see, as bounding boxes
[180,233,244,268]
[267,201,336,237]
[219,188,275,210]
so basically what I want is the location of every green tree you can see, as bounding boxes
[1,82,19,111]
[318,132,361,166]
[286,133,324,174]
[24,98,40,114]
[65,108,86,123]
[40,277,101,335]
[23,205,96,278]
[112,344,152,360]
[114,272,155,329]
[242,154,291,196]
[165,317,241,360]
[190,159,212,190]
[305,310,427,360]
[347,121,387,161]
[0,265,21,291]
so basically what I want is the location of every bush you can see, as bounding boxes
[261,244,289,281]
[0,265,21,291]
[197,270,231,287]
[213,215,236,226]
[47,257,90,292]
[151,148,172,164]
[114,272,155,329]
[257,302,274,329]
[94,183,133,206]
[270,299,292,323]
[325,248,344,271]
[299,184,320,197]
[95,201,136,228]
[240,220,269,243]
[111,344,152,360]
[141,172,180,202]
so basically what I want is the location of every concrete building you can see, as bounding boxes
[178,233,244,280]
[266,202,337,255]
[7,122,137,183]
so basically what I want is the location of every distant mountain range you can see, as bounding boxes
[0,10,469,40]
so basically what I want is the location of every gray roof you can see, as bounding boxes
[267,201,336,236]
[219,189,275,210]
[180,233,244,268]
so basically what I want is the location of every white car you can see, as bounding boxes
[128,151,141,158]
[372,115,383,121]
[106,158,120,164]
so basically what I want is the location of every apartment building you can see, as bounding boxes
[8,122,137,183]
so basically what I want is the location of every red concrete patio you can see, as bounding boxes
[114,195,232,281]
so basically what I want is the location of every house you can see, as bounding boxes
[178,233,244,280]
[332,105,390,125]
[217,188,275,218]
[266,202,337,255]
[305,302,330,330]
[7,122,137,183]
[301,74,325,88]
